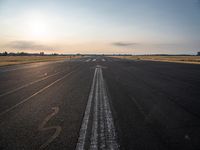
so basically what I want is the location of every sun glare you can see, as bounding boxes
[30,19,46,35]
[26,13,50,40]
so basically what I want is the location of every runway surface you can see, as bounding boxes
[0,56,200,150]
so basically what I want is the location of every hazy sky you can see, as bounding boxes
[0,0,200,54]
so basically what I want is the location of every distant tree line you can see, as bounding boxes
[0,51,46,56]
[1,51,200,56]
[0,51,82,56]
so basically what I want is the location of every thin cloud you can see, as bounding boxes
[6,40,53,50]
[197,0,200,7]
[112,42,139,47]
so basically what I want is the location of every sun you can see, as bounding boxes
[26,13,50,39]
[30,19,46,36]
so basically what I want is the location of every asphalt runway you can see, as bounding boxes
[0,56,200,150]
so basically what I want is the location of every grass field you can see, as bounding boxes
[114,56,200,64]
[0,56,81,66]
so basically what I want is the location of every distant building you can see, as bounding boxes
[197,52,200,56]
[40,52,44,56]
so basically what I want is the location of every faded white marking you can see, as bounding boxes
[0,70,76,117]
[76,68,98,150]
[76,66,119,150]
[85,59,91,62]
[100,68,118,149]
[0,61,61,73]
[90,68,99,150]
[102,59,106,62]
[99,69,106,150]
[92,59,96,62]
[39,107,61,149]
[0,71,62,98]
[131,97,146,116]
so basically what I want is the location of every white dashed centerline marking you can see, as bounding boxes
[76,65,119,150]
[85,59,91,62]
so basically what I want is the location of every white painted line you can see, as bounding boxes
[0,71,62,98]
[76,68,98,150]
[102,59,106,62]
[76,66,119,150]
[0,61,59,73]
[92,59,96,62]
[85,59,91,62]
[100,68,118,149]
[0,69,77,117]
[90,68,99,150]
[99,69,106,149]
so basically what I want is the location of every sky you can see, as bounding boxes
[0,0,200,54]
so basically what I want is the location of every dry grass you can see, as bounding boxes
[0,56,81,66]
[113,56,200,64]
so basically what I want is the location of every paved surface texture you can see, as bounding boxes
[0,56,200,150]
